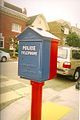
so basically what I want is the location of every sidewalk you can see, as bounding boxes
[1,84,79,120]
[9,57,18,62]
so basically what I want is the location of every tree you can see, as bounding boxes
[9,37,18,57]
[66,32,80,47]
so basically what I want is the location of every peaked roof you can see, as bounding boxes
[27,15,38,25]
[30,27,60,39]
[27,14,47,25]
[17,27,60,40]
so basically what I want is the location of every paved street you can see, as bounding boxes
[0,61,79,120]
[1,61,75,90]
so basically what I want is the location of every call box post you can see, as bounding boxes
[31,81,44,120]
[17,27,60,120]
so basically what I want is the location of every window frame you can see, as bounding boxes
[12,23,21,33]
[58,47,68,59]
[0,36,4,48]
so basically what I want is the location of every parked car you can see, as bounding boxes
[57,46,80,81]
[0,50,10,62]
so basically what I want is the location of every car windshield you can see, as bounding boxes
[58,47,68,59]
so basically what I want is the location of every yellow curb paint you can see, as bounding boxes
[42,102,71,120]
[28,102,71,120]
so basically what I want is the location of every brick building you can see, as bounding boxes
[0,0,27,49]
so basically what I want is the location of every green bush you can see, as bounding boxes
[0,48,18,57]
[66,32,80,48]
[0,48,10,53]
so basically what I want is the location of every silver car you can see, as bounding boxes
[57,46,80,81]
[0,50,10,62]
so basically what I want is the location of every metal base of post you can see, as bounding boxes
[31,81,44,120]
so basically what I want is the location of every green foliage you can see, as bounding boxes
[16,43,18,52]
[0,48,10,53]
[66,32,80,47]
[9,37,18,49]
[9,36,18,57]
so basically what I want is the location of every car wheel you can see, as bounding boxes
[73,69,80,81]
[1,56,7,62]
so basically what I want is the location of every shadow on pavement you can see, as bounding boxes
[44,74,75,91]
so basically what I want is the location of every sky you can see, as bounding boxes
[5,0,80,27]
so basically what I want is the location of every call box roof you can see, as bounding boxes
[17,27,60,41]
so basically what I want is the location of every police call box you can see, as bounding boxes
[17,27,59,82]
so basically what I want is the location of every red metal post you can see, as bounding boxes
[31,81,44,120]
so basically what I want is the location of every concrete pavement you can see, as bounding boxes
[0,76,80,120]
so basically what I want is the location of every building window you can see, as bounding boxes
[0,33,4,48]
[12,23,21,33]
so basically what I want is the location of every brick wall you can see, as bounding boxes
[0,13,27,49]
